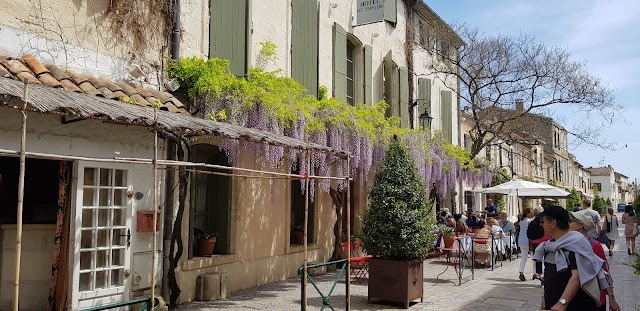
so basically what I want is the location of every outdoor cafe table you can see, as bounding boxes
[435,235,475,285]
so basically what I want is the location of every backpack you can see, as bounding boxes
[527,216,545,241]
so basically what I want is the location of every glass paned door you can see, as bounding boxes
[73,163,131,309]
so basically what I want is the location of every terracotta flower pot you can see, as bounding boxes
[291,231,305,245]
[443,236,456,248]
[197,238,216,257]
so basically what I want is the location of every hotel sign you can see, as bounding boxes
[357,0,385,25]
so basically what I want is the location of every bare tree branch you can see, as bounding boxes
[422,24,622,159]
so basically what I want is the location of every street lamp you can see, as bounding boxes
[411,99,433,130]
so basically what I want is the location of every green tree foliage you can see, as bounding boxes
[605,198,612,209]
[592,195,606,214]
[489,169,510,212]
[542,199,559,210]
[362,140,435,260]
[633,195,640,217]
[565,188,583,211]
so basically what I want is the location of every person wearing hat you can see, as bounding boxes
[569,210,620,311]
[532,206,609,311]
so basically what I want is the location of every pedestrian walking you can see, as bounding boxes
[533,206,609,311]
[621,204,637,255]
[582,199,601,240]
[602,208,619,256]
[517,207,533,281]
[569,210,620,311]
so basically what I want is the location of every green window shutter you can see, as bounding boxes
[210,0,249,76]
[383,51,398,118]
[384,0,397,24]
[364,45,373,105]
[399,66,409,128]
[418,78,431,129]
[441,90,452,142]
[333,23,347,102]
[292,0,319,98]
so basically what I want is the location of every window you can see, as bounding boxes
[290,160,315,244]
[190,144,232,257]
[346,41,355,105]
[79,167,128,291]
[593,183,602,192]
[463,134,471,151]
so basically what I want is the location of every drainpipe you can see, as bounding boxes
[163,0,180,304]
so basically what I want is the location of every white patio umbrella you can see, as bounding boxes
[474,179,570,198]
[473,179,570,219]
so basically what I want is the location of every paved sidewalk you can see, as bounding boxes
[177,253,546,311]
[176,214,640,311]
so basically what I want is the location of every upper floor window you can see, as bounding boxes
[593,183,602,192]
[346,41,355,105]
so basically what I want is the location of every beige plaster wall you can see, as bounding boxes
[175,138,336,303]
[0,225,55,311]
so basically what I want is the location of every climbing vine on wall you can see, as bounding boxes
[169,53,493,197]
[106,0,173,59]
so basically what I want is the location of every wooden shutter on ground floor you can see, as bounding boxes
[292,0,319,98]
[364,45,373,105]
[418,78,431,129]
[399,66,409,128]
[209,0,249,76]
[441,90,453,142]
[333,23,347,102]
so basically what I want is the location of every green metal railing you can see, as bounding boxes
[298,259,349,311]
[79,297,156,311]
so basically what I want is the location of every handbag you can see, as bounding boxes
[597,231,611,249]
[633,223,638,236]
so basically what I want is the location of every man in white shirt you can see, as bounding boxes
[582,199,601,240]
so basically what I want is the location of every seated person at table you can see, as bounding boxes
[468,213,484,229]
[490,219,507,240]
[454,214,468,234]
[437,210,448,226]
[446,215,456,228]
[473,224,493,267]
[499,212,516,234]
[485,199,498,217]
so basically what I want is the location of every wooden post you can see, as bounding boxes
[151,107,158,303]
[13,82,28,311]
[345,153,351,311]
[303,144,311,310]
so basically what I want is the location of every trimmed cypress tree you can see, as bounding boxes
[362,140,435,260]
[565,188,583,211]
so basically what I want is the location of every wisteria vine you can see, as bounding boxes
[170,57,493,200]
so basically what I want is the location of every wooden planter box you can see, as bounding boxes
[368,259,423,309]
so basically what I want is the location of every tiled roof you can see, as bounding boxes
[0,54,188,114]
[586,166,613,176]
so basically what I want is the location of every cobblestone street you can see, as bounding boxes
[177,214,639,311]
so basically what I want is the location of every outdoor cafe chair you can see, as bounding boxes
[341,241,372,284]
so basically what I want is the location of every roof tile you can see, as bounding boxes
[0,64,11,78]
[45,64,72,81]
[3,55,188,114]
[115,81,139,95]
[37,73,62,88]
[99,76,123,92]
[16,71,41,84]
[22,54,49,76]
[59,79,83,93]
[4,59,31,75]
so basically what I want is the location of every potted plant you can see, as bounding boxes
[362,140,435,309]
[290,224,305,245]
[438,225,456,248]
[194,228,217,257]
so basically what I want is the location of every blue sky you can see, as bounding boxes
[428,0,640,184]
